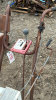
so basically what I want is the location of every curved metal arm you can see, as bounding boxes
[26,7,56,55]
[30,7,56,100]
[4,5,11,34]
[0,4,11,70]
[40,7,56,23]
[3,5,11,51]
[3,4,35,54]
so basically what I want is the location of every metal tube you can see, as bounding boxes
[30,8,53,100]
[40,8,52,22]
[22,55,25,100]
[30,32,41,100]
[0,5,11,71]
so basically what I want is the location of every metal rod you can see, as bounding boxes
[0,5,11,71]
[22,55,25,100]
[30,8,52,100]
[24,46,53,100]
[30,32,41,100]
[24,56,49,100]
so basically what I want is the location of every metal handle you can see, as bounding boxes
[51,7,56,11]
[46,39,52,47]
[23,29,29,43]
[8,1,11,6]
[23,29,29,35]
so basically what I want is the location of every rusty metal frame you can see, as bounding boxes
[30,8,53,100]
[0,4,56,100]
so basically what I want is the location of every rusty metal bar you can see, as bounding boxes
[46,47,53,57]
[3,8,53,53]
[30,27,41,100]
[22,55,25,100]
[1,6,56,100]
[0,35,9,71]
[30,7,56,100]
[0,5,11,71]
[32,0,46,10]
[24,43,53,100]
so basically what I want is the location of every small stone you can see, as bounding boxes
[40,55,42,58]
[45,36,47,39]
[34,18,36,21]
[47,83,49,85]
[51,91,52,94]
[54,64,55,66]
[21,18,23,20]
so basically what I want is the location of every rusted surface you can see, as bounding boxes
[24,44,53,100]
[32,0,46,9]
[25,46,35,55]
[0,15,10,32]
[0,35,9,71]
[30,33,41,100]
[0,5,11,71]
[12,0,55,15]
[1,6,55,100]
[0,35,9,54]
[22,55,25,100]
[24,7,55,100]
[30,8,53,100]
[40,8,52,22]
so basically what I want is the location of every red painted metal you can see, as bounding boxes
[22,55,25,100]
[11,40,32,54]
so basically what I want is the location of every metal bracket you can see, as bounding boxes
[38,22,45,33]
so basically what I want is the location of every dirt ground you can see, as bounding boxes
[0,0,56,100]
